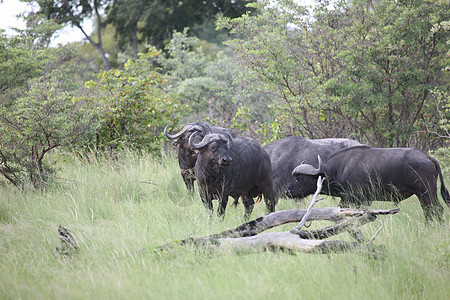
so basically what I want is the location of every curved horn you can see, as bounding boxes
[189,122,212,135]
[189,132,210,149]
[224,132,233,149]
[317,155,323,173]
[292,155,323,176]
[164,124,190,140]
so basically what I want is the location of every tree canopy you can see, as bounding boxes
[106,0,253,52]
[32,0,253,68]
[219,0,449,148]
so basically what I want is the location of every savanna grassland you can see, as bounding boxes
[0,150,448,300]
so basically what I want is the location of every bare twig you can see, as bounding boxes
[290,176,324,233]
[366,224,384,245]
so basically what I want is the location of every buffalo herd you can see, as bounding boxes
[165,122,449,222]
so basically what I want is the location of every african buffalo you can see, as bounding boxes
[288,146,450,222]
[164,122,235,192]
[263,136,361,198]
[189,132,276,219]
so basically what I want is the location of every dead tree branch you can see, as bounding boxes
[291,175,324,233]
[156,177,400,253]
[157,176,399,256]
[156,207,398,254]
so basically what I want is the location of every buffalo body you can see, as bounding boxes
[288,146,450,222]
[164,122,235,192]
[263,136,361,198]
[191,133,276,219]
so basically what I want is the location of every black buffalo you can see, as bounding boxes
[288,146,450,222]
[263,136,361,198]
[164,122,235,192]
[189,132,276,219]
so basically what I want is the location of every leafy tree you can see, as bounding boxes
[85,48,186,151]
[0,23,56,93]
[158,29,270,137]
[104,0,147,56]
[427,20,450,141]
[32,0,113,70]
[219,0,450,148]
[105,0,254,54]
[0,68,98,187]
[0,26,98,187]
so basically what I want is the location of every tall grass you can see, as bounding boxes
[0,149,448,299]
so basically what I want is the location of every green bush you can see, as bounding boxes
[85,48,187,152]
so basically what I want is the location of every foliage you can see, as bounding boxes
[0,151,448,299]
[219,0,450,148]
[33,0,113,69]
[0,67,98,188]
[0,22,98,188]
[159,30,239,126]
[105,0,254,52]
[158,29,272,139]
[78,23,123,71]
[85,48,186,152]
[427,20,450,142]
[0,30,49,93]
[427,88,450,140]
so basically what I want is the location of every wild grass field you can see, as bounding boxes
[0,150,448,299]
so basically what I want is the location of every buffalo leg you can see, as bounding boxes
[199,186,214,215]
[241,194,255,220]
[262,189,276,213]
[418,191,443,223]
[181,169,195,193]
[257,174,277,213]
[217,194,229,218]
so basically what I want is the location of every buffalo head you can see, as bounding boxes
[287,155,323,198]
[164,122,213,167]
[189,132,233,167]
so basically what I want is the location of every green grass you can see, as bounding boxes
[0,150,449,299]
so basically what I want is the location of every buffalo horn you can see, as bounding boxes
[189,132,209,149]
[292,155,323,176]
[189,133,229,149]
[188,122,212,135]
[164,123,208,140]
[224,132,233,148]
[164,124,188,140]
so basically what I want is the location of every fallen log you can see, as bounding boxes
[157,177,399,255]
[156,207,398,255]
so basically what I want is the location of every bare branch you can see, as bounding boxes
[291,176,324,233]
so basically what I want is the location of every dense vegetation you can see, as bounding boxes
[219,0,449,147]
[1,0,448,187]
[0,1,449,298]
